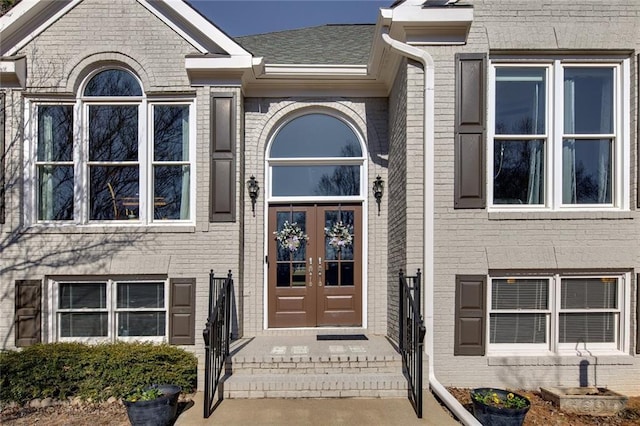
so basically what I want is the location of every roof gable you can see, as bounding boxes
[0,0,251,57]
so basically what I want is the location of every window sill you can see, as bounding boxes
[24,224,196,234]
[488,211,635,221]
[488,354,634,366]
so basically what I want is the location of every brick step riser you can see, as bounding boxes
[224,389,407,399]
[230,359,402,373]
[231,365,401,375]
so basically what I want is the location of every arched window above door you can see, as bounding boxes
[270,113,363,158]
[268,113,366,199]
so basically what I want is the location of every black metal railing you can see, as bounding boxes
[203,270,233,418]
[399,269,426,418]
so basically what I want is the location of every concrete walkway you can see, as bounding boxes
[175,391,461,425]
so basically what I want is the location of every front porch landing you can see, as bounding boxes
[222,334,407,398]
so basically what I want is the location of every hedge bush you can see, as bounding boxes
[0,342,197,404]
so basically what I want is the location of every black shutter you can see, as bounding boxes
[454,275,486,356]
[454,53,487,209]
[15,280,42,347]
[1,92,5,224]
[210,93,236,222]
[169,278,195,345]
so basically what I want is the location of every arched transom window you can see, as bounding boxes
[268,113,365,199]
[32,68,194,224]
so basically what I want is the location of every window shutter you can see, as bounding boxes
[1,92,5,224]
[210,93,236,222]
[454,275,486,355]
[454,53,487,209]
[15,280,42,347]
[169,278,195,345]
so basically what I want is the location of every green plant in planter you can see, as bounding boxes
[472,388,529,409]
[123,385,181,426]
[124,388,163,403]
[470,388,531,426]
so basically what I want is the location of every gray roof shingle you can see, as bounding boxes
[234,24,376,65]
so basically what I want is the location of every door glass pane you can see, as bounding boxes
[340,263,354,286]
[270,114,362,158]
[292,263,307,286]
[564,67,613,134]
[117,283,164,309]
[493,139,545,205]
[90,166,139,220]
[495,67,546,135]
[60,313,108,337]
[325,262,338,286]
[118,312,165,336]
[562,139,612,204]
[59,283,106,309]
[276,264,290,287]
[89,106,138,161]
[272,166,360,196]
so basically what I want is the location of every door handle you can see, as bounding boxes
[309,258,313,287]
[318,257,322,286]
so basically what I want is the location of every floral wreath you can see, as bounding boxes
[325,221,353,251]
[274,221,308,252]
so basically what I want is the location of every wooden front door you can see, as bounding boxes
[268,204,362,328]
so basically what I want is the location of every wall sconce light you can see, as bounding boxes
[247,175,259,215]
[373,175,384,215]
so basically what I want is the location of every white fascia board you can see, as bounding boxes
[0,0,82,56]
[139,0,252,56]
[391,5,473,24]
[260,64,369,78]
[185,56,254,71]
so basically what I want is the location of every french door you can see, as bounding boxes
[268,204,362,328]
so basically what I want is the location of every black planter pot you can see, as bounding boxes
[123,384,181,426]
[470,388,530,426]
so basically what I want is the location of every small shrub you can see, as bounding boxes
[0,343,197,404]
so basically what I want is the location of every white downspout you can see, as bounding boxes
[381,30,481,426]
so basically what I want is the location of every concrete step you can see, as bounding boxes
[223,372,408,399]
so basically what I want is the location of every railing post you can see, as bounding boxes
[399,269,405,352]
[225,270,232,356]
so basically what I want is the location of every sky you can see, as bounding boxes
[188,0,392,37]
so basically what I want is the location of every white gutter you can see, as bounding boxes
[380,30,481,426]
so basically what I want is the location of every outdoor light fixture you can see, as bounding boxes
[373,175,384,215]
[247,175,259,215]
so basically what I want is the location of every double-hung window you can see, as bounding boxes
[489,58,629,210]
[30,68,195,224]
[488,274,628,355]
[54,279,167,343]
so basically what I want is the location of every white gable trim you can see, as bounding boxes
[137,0,251,56]
[0,0,83,56]
[0,0,252,58]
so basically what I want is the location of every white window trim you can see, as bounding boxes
[487,273,629,357]
[487,57,630,212]
[48,278,169,344]
[24,70,197,227]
